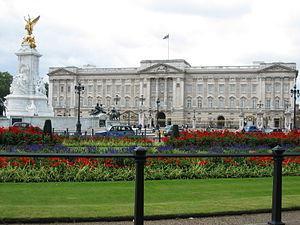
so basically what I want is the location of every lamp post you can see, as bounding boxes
[114,94,121,105]
[290,84,300,129]
[139,95,145,106]
[257,100,264,110]
[75,83,84,136]
[156,98,160,128]
[139,95,146,127]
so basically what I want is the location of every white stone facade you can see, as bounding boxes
[48,59,298,129]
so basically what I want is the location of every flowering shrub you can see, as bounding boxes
[0,155,299,182]
[0,126,61,145]
[164,130,300,149]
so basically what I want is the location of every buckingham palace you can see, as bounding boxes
[48,59,298,129]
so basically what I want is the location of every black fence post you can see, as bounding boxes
[92,128,94,137]
[268,145,286,225]
[158,131,161,142]
[134,146,147,225]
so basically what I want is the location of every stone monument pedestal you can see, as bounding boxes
[5,43,53,118]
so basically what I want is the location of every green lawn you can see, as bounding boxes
[0,176,299,220]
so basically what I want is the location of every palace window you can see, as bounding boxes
[60,86,64,93]
[284,84,289,93]
[266,84,272,93]
[88,96,93,107]
[107,85,111,95]
[53,97,58,107]
[125,98,130,107]
[251,84,257,94]
[275,83,281,93]
[197,84,203,94]
[219,84,225,95]
[116,85,121,94]
[59,96,64,107]
[252,98,257,109]
[88,85,93,93]
[125,85,131,95]
[167,97,173,108]
[208,97,213,108]
[135,85,140,95]
[135,98,139,107]
[265,99,271,109]
[284,99,289,109]
[67,86,71,93]
[229,84,235,94]
[275,98,280,109]
[229,97,235,108]
[97,96,102,104]
[240,97,247,108]
[186,84,192,94]
[218,97,225,108]
[106,98,111,107]
[66,97,71,107]
[208,84,214,94]
[197,98,202,108]
[240,84,247,94]
[97,85,102,93]
[186,98,192,108]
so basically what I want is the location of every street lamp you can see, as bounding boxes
[156,98,160,127]
[139,94,145,106]
[257,100,264,110]
[114,94,120,105]
[139,95,146,127]
[290,84,300,129]
[75,82,84,135]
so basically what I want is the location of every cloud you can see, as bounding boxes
[144,0,251,19]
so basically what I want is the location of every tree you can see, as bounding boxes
[0,71,13,116]
[44,82,49,97]
[0,72,13,100]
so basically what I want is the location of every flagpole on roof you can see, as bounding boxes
[168,35,169,60]
[163,34,169,60]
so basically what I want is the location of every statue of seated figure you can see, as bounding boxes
[90,103,106,116]
[109,107,120,120]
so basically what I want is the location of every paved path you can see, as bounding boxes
[13,210,300,225]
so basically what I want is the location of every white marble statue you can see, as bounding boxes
[35,79,46,95]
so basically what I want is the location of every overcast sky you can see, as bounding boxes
[0,0,300,88]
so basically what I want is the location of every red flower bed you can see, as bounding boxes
[0,126,61,145]
[164,130,300,148]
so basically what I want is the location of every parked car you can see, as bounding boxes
[11,122,43,132]
[163,125,182,136]
[94,125,135,137]
[242,125,261,133]
[12,122,31,128]
[262,128,284,134]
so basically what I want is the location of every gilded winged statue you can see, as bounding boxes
[24,15,40,35]
[22,15,40,48]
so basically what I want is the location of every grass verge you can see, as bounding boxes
[0,176,299,221]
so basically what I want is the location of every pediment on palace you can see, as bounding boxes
[48,68,77,76]
[259,64,296,73]
[139,63,184,74]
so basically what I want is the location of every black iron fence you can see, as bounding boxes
[0,147,300,225]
